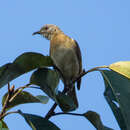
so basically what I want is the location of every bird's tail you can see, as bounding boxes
[67,84,79,108]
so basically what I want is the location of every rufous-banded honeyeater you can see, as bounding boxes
[33,24,82,108]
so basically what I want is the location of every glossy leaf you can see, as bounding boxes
[56,92,77,112]
[0,52,53,88]
[2,91,49,111]
[13,52,53,72]
[109,61,130,79]
[83,111,113,130]
[101,70,130,130]
[104,81,126,130]
[18,111,60,130]
[0,63,21,89]
[35,95,49,104]
[0,63,12,79]
[0,120,9,130]
[30,68,59,100]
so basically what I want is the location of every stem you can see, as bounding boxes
[0,83,30,120]
[0,83,13,116]
[72,66,108,84]
[0,111,19,120]
[51,112,83,117]
[14,83,31,92]
[9,84,31,102]
[45,86,68,120]
[45,103,57,119]
[0,94,10,116]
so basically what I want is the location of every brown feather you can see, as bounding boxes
[33,24,83,108]
[73,40,82,90]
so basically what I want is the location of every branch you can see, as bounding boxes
[45,86,67,120]
[0,111,19,120]
[45,103,57,119]
[9,83,31,102]
[0,83,14,117]
[0,83,31,121]
[72,66,108,84]
[45,66,108,120]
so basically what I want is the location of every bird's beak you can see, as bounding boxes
[32,31,41,35]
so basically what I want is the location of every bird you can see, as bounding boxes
[33,24,82,108]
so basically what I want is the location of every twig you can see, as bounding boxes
[29,86,41,89]
[51,112,83,117]
[0,111,19,120]
[72,66,108,85]
[14,83,31,92]
[0,83,31,120]
[9,83,31,102]
[45,86,67,119]
[0,83,14,117]
[0,93,10,116]
[45,103,57,119]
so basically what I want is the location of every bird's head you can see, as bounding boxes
[32,24,62,40]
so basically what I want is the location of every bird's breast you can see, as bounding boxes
[50,42,79,82]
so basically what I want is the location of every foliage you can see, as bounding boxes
[0,52,130,130]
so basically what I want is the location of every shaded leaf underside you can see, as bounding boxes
[18,111,60,130]
[101,70,130,130]
[2,91,49,111]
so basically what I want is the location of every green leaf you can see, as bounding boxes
[2,91,49,111]
[104,82,126,130]
[13,52,53,72]
[0,52,53,88]
[0,120,9,130]
[30,68,59,100]
[0,63,12,79]
[101,70,130,130]
[83,111,113,130]
[56,92,77,112]
[35,95,49,104]
[0,63,21,89]
[109,61,130,79]
[18,111,60,130]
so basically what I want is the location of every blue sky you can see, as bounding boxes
[0,0,130,130]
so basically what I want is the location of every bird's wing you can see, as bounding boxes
[73,39,82,90]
